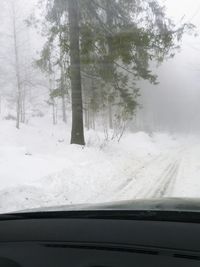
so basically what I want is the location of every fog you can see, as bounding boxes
[136,0,200,133]
[1,0,200,133]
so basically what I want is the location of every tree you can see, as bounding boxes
[11,1,21,129]
[68,0,85,145]
[79,0,193,123]
[34,0,193,144]
[59,30,67,123]
[0,0,38,127]
[35,41,58,125]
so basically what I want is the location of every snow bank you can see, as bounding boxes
[0,117,180,213]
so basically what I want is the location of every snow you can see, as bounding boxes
[0,116,199,213]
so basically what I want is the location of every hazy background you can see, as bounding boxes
[136,0,200,133]
[1,0,200,133]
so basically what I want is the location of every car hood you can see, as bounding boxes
[15,197,200,213]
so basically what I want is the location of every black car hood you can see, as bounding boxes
[15,197,200,213]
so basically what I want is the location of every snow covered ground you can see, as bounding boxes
[0,116,200,213]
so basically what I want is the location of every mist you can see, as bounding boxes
[0,0,200,134]
[134,0,200,133]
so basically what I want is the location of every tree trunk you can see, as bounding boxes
[84,104,90,130]
[59,32,67,124]
[60,62,67,124]
[92,112,95,130]
[106,2,114,130]
[12,2,21,129]
[20,89,26,123]
[49,76,57,125]
[68,0,85,145]
[108,100,113,129]
[52,99,57,125]
[61,95,67,123]
[106,1,114,71]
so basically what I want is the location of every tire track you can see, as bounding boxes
[147,160,180,198]
[149,148,185,198]
[114,149,183,201]
[116,154,167,193]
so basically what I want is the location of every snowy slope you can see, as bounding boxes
[0,116,196,213]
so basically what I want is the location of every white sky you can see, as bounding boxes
[138,0,200,131]
[164,0,200,22]
[161,0,200,89]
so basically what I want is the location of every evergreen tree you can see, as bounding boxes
[34,0,193,144]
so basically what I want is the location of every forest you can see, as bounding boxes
[0,0,194,144]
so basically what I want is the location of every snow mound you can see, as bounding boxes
[0,117,181,213]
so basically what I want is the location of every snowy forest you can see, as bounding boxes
[0,0,194,142]
[0,0,200,213]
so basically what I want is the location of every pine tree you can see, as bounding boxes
[34,0,193,144]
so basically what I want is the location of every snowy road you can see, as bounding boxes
[1,118,200,213]
[114,140,200,201]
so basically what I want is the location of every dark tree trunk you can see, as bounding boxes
[68,0,85,145]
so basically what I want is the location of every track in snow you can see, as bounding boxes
[115,150,182,200]
[144,160,180,198]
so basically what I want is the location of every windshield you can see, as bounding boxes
[0,0,199,213]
